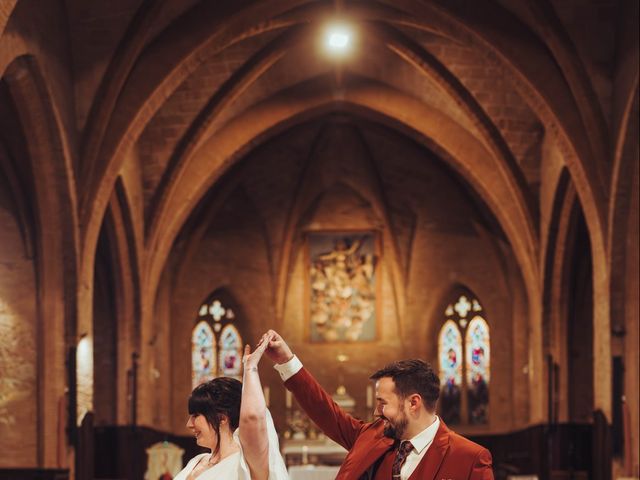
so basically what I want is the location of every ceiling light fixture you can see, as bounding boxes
[329,31,349,49]
[324,23,353,57]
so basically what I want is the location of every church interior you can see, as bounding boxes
[0,1,638,479]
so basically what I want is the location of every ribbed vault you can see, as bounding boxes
[0,0,636,469]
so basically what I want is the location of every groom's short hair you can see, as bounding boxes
[370,359,440,411]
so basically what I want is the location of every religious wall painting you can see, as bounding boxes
[306,231,378,343]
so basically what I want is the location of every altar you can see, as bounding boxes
[282,435,347,466]
[280,366,359,471]
[288,465,341,480]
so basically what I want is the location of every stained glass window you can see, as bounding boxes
[218,325,242,379]
[192,321,215,388]
[438,320,462,424]
[437,290,490,426]
[465,316,490,424]
[191,293,243,385]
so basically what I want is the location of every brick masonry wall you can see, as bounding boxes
[0,175,37,467]
[166,117,525,436]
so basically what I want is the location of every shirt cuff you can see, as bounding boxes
[273,355,303,381]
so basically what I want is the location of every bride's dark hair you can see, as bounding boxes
[188,377,242,458]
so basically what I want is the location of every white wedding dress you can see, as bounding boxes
[174,410,288,480]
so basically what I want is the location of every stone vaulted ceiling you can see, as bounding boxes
[0,1,637,458]
[71,0,608,304]
[0,0,631,352]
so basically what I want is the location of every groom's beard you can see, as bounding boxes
[382,408,409,440]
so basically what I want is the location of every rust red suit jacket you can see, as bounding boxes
[285,367,493,480]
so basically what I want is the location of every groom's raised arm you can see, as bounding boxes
[265,330,364,450]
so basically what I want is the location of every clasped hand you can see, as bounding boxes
[243,332,272,372]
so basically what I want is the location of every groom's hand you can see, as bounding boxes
[264,330,294,364]
[243,333,270,370]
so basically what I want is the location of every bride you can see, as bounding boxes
[174,333,288,479]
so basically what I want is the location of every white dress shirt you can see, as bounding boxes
[273,354,303,381]
[274,356,441,479]
[399,416,440,479]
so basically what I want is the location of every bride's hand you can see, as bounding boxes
[243,333,271,371]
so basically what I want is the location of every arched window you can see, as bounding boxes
[191,292,243,388]
[218,325,243,378]
[437,291,490,425]
[438,320,463,424]
[465,316,490,424]
[192,321,215,389]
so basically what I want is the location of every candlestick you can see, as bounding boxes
[366,384,373,409]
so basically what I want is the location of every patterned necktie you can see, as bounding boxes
[391,440,414,479]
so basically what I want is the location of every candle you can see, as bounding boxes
[366,384,373,408]
[285,390,292,409]
[263,386,270,407]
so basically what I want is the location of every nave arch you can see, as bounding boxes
[65,2,614,422]
[1,54,78,467]
[0,0,633,471]
[137,86,545,422]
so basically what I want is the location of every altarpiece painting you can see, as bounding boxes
[306,232,378,342]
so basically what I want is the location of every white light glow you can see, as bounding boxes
[76,336,94,424]
[328,32,349,49]
[324,23,353,56]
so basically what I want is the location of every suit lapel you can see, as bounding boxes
[338,435,394,479]
[409,422,450,480]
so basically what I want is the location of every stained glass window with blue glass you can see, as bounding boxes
[192,321,215,388]
[438,290,490,426]
[438,320,462,424]
[465,316,490,424]
[192,292,243,384]
[218,325,242,379]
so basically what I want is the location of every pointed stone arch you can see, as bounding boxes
[2,54,78,465]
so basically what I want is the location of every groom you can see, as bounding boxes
[264,330,493,479]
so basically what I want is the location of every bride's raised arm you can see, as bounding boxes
[239,333,272,480]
